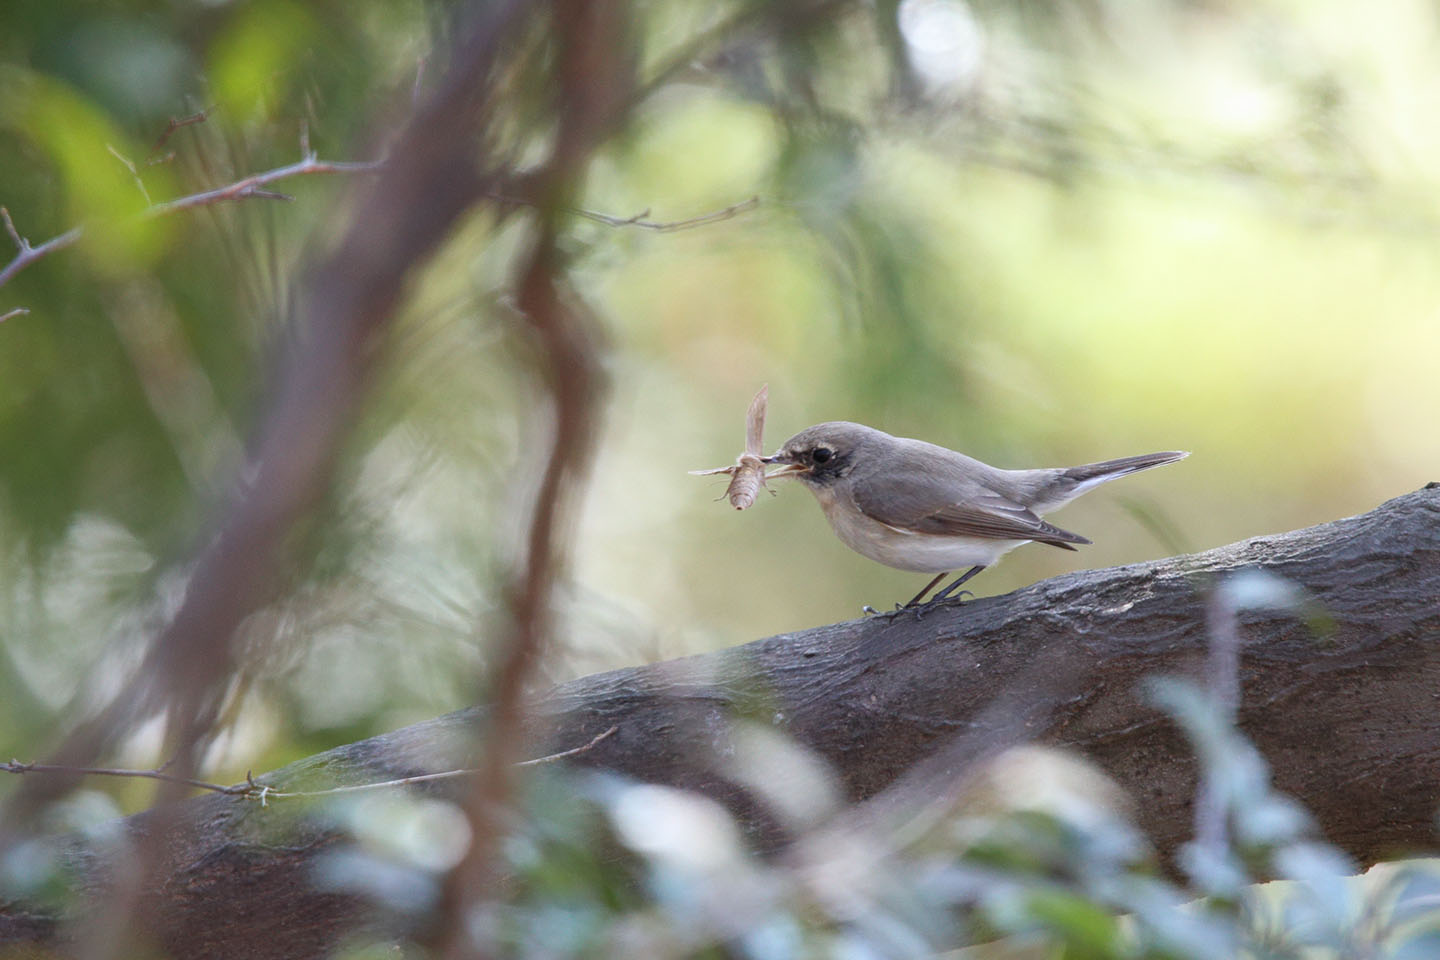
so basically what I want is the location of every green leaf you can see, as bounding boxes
[1024,888,1124,959]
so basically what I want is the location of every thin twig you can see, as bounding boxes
[257,725,621,801]
[0,154,383,291]
[573,194,759,231]
[2,206,30,252]
[0,307,29,323]
[412,55,428,106]
[488,192,760,233]
[146,154,383,215]
[149,110,209,157]
[106,144,152,205]
[0,726,618,804]
[0,760,249,796]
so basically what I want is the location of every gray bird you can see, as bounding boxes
[761,422,1188,608]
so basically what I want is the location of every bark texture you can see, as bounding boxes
[2,485,1438,958]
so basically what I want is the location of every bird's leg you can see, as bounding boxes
[930,565,985,604]
[897,567,987,621]
[900,572,950,609]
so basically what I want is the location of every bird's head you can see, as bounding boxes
[763,421,881,489]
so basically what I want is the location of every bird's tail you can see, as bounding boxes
[1063,451,1190,495]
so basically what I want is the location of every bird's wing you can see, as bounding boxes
[851,469,1092,549]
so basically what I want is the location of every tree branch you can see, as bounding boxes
[2,486,1436,959]
[0,153,383,291]
[0,727,618,802]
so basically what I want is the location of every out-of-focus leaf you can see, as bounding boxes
[1179,841,1250,900]
[607,782,744,872]
[1024,887,1124,958]
[723,722,841,831]
[1215,569,1336,641]
[1274,842,1358,928]
[1234,795,1311,848]
[1119,878,1237,960]
[0,838,64,904]
[0,66,174,272]
[324,793,473,873]
[738,911,804,960]
[208,0,321,125]
[1387,928,1440,960]
[1215,569,1309,614]
[312,847,438,916]
[1390,867,1440,927]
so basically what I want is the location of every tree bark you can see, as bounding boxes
[3,485,1438,958]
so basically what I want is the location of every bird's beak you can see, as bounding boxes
[760,451,808,479]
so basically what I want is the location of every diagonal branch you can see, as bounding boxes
[0,154,383,291]
[1,487,1435,959]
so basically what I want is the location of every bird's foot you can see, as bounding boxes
[886,601,927,622]
[903,590,975,620]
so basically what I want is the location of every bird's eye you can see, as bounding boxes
[811,446,833,464]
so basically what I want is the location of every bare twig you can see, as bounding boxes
[149,110,209,157]
[105,144,152,205]
[0,760,247,796]
[261,725,619,801]
[0,153,383,290]
[513,724,618,766]
[412,55,428,106]
[573,194,760,231]
[0,726,618,804]
[1,206,26,251]
[0,307,29,323]
[490,192,760,232]
[146,153,382,215]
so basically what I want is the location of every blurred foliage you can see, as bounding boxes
[103,673,1440,959]
[0,0,1438,872]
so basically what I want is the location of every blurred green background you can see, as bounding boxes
[1,0,1438,789]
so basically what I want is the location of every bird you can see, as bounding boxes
[761,422,1188,609]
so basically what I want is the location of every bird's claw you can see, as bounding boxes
[903,590,976,621]
[866,591,975,622]
[862,603,906,621]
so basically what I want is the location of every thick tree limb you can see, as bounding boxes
[2,485,1437,958]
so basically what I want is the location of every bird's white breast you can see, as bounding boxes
[813,486,1026,573]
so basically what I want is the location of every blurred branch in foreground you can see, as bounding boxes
[0,486,1434,958]
[0,0,540,955]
